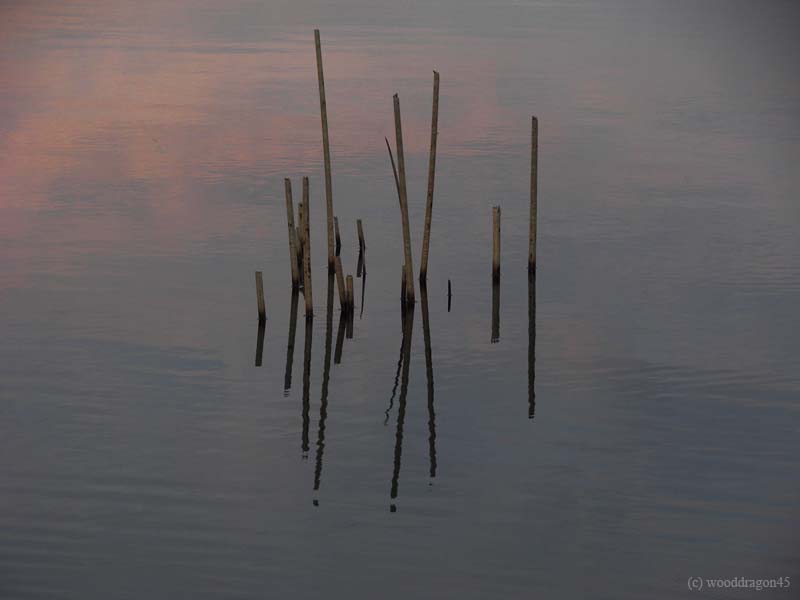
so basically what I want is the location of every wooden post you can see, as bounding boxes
[334,216,342,257]
[297,201,305,286]
[357,219,365,251]
[529,116,538,272]
[255,271,266,323]
[492,206,501,281]
[334,256,347,310]
[284,179,300,288]
[419,71,439,285]
[346,275,354,312]
[393,94,415,305]
[302,177,313,317]
[314,29,336,272]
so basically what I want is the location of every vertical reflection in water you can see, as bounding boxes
[420,287,437,479]
[346,309,354,339]
[283,289,300,393]
[314,274,336,494]
[356,249,364,278]
[528,272,536,419]
[360,271,366,319]
[491,280,500,343]
[301,314,313,457]
[390,305,415,512]
[254,320,266,367]
[334,310,347,365]
[384,333,404,426]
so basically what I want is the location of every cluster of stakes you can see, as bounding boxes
[250,31,540,507]
[254,28,539,333]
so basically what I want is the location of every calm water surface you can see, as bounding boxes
[1,1,799,598]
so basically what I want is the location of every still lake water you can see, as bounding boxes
[2,0,799,597]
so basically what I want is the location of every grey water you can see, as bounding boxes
[1,1,799,598]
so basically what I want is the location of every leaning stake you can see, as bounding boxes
[419,71,439,285]
[314,29,336,271]
[392,94,415,304]
[255,271,266,323]
[529,116,538,272]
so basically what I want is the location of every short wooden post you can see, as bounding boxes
[302,177,313,317]
[346,275,354,312]
[314,29,336,272]
[419,71,439,285]
[284,179,300,288]
[334,256,347,310]
[334,216,342,257]
[393,94,415,305]
[255,271,266,323]
[529,116,538,272]
[297,201,306,285]
[492,206,501,281]
[357,219,365,251]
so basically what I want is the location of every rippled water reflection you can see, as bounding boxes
[2,0,799,598]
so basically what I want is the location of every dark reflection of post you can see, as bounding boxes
[528,272,536,419]
[356,248,364,278]
[254,321,266,367]
[334,310,346,365]
[491,280,500,343]
[390,305,415,511]
[283,289,300,392]
[420,286,437,479]
[313,274,335,494]
[301,313,313,457]
[384,333,404,426]
[360,271,366,318]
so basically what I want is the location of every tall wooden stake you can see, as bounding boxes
[529,116,538,272]
[393,94,415,305]
[314,29,336,272]
[419,71,439,285]
[302,177,313,317]
[284,179,300,288]
[334,216,342,256]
